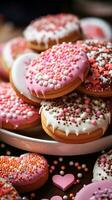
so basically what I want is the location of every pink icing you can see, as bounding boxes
[4,37,32,61]
[52,174,75,191]
[0,153,48,186]
[26,43,89,96]
[75,180,112,200]
[0,82,40,129]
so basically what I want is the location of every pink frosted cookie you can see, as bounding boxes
[75,180,112,200]
[0,177,21,199]
[25,42,89,99]
[93,150,112,181]
[10,52,41,105]
[40,92,110,143]
[1,37,32,77]
[80,17,112,40]
[24,13,82,51]
[0,82,40,130]
[77,40,112,97]
[0,153,48,193]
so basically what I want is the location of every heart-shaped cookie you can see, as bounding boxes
[0,177,21,199]
[52,174,75,191]
[0,153,48,193]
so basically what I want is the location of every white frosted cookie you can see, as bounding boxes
[81,17,112,40]
[2,37,32,71]
[11,52,41,105]
[24,13,82,51]
[40,92,111,143]
[93,150,112,181]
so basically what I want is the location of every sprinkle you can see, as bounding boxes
[69,161,74,166]
[59,157,63,162]
[77,173,83,178]
[60,170,64,176]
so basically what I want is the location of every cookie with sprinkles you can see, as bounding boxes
[25,43,89,99]
[93,150,112,181]
[10,52,41,105]
[77,40,112,97]
[40,92,111,143]
[0,177,21,199]
[0,82,40,130]
[0,37,32,79]
[24,13,82,52]
[0,153,48,193]
[75,180,112,200]
[80,17,112,40]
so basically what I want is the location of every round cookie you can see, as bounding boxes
[10,52,41,105]
[1,37,32,76]
[0,44,9,81]
[0,153,48,193]
[75,180,112,200]
[93,150,112,181]
[0,177,21,199]
[77,40,112,97]
[0,82,40,130]
[24,13,82,51]
[25,42,89,99]
[40,92,111,143]
[80,17,112,40]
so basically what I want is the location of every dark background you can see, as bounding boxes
[0,0,112,26]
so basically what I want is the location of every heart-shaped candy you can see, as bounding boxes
[52,174,75,191]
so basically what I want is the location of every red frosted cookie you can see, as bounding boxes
[40,92,110,143]
[80,17,112,40]
[93,150,112,181]
[10,52,41,105]
[0,82,40,130]
[0,153,48,193]
[0,37,32,78]
[75,180,112,200]
[24,13,82,51]
[25,43,89,99]
[77,40,112,97]
[0,177,21,199]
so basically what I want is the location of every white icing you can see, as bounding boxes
[2,41,13,68]
[93,163,112,181]
[24,16,79,46]
[81,17,112,40]
[41,94,111,135]
[93,151,112,181]
[11,53,39,103]
[2,37,32,69]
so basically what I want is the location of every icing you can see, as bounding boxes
[93,150,112,181]
[26,43,89,96]
[0,83,40,129]
[41,92,110,135]
[0,153,48,186]
[81,17,112,40]
[0,177,21,199]
[75,180,112,200]
[11,52,39,103]
[24,13,80,47]
[2,37,32,69]
[77,40,112,93]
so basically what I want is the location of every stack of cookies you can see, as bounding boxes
[0,13,111,144]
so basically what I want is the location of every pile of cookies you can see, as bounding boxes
[0,13,112,198]
[0,13,111,144]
